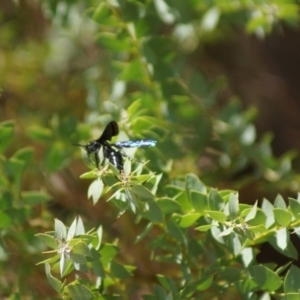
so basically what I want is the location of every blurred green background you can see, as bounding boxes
[2,0,300,298]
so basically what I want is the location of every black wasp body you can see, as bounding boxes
[74,121,156,171]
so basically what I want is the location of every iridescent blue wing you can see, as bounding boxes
[113,139,157,148]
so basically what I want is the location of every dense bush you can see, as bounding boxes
[1,0,300,299]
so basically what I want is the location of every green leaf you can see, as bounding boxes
[174,191,193,212]
[72,241,91,257]
[96,32,131,51]
[219,267,242,283]
[279,4,299,22]
[284,265,300,293]
[154,284,168,300]
[276,261,292,276]
[273,208,292,227]
[228,193,239,220]
[246,15,271,34]
[88,178,104,204]
[127,100,141,118]
[157,198,182,215]
[218,227,233,237]
[0,191,12,210]
[22,191,51,205]
[209,189,225,211]
[289,198,300,219]
[274,194,287,209]
[186,173,206,196]
[261,198,275,228]
[92,3,110,22]
[92,2,118,25]
[197,275,214,291]
[59,257,69,275]
[5,207,30,226]
[195,224,214,232]
[26,126,52,143]
[245,200,257,222]
[142,36,174,63]
[125,188,138,212]
[95,226,103,250]
[69,252,87,264]
[241,247,254,268]
[79,171,98,179]
[249,265,282,291]
[45,264,63,293]
[75,216,85,235]
[12,147,33,170]
[275,227,288,250]
[269,230,298,260]
[179,213,201,228]
[218,189,236,202]
[201,6,220,32]
[235,278,258,294]
[166,219,186,244]
[281,293,299,300]
[45,143,69,173]
[205,210,227,223]
[54,219,67,240]
[131,184,154,199]
[110,261,132,279]
[190,191,208,214]
[2,158,24,181]
[123,158,131,176]
[157,275,177,295]
[210,226,225,244]
[62,259,74,277]
[67,218,78,241]
[131,116,156,132]
[67,283,94,300]
[246,224,267,235]
[120,59,147,84]
[241,227,255,241]
[141,200,163,223]
[240,124,256,145]
[99,244,119,266]
[0,211,11,229]
[37,255,60,265]
[121,0,141,21]
[0,121,14,154]
[180,273,213,296]
[230,232,242,255]
[89,248,105,277]
[35,233,57,249]
[153,62,175,81]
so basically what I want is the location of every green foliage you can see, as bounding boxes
[35,172,300,298]
[2,0,300,299]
